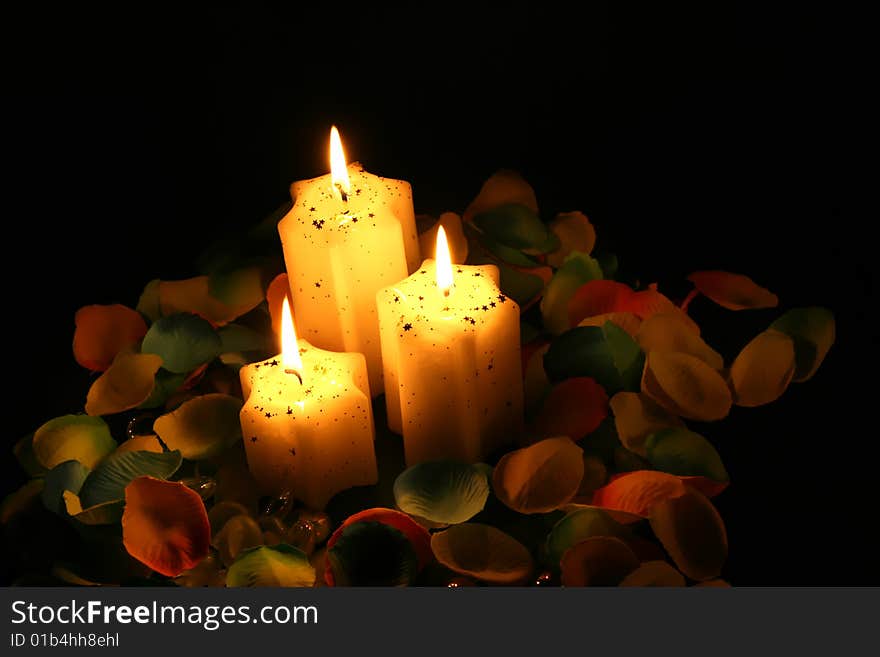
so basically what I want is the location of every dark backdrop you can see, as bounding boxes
[3,2,872,584]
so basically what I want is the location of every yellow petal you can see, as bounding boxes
[609,392,684,456]
[493,437,584,514]
[642,352,732,422]
[729,330,796,407]
[637,313,723,370]
[85,352,163,417]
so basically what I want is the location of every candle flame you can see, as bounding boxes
[329,125,351,201]
[281,296,304,379]
[435,225,454,295]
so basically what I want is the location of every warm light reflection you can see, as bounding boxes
[281,296,304,379]
[329,125,351,201]
[435,225,454,296]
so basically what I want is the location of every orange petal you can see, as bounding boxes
[122,476,210,577]
[158,276,258,326]
[493,437,584,514]
[627,288,701,335]
[641,351,732,421]
[637,313,722,369]
[85,352,162,417]
[265,273,290,340]
[728,330,796,407]
[609,391,684,457]
[578,312,642,338]
[463,170,539,224]
[324,508,432,586]
[560,536,640,586]
[533,377,609,441]
[687,270,778,311]
[568,280,635,326]
[73,305,148,372]
[590,470,687,518]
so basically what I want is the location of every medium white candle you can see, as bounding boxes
[278,127,419,396]
[377,228,524,465]
[239,298,377,509]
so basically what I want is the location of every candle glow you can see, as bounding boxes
[329,125,351,201]
[281,296,304,378]
[435,225,454,296]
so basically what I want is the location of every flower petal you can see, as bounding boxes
[609,391,684,456]
[545,507,629,564]
[642,352,732,421]
[769,307,835,382]
[590,470,687,518]
[546,212,596,268]
[431,523,533,585]
[141,313,222,374]
[541,253,604,335]
[73,304,148,372]
[85,352,163,417]
[122,476,210,577]
[32,415,117,470]
[578,312,642,338]
[620,560,686,586]
[463,170,539,223]
[729,330,796,407]
[687,270,778,311]
[532,378,609,442]
[560,536,639,586]
[493,437,584,514]
[153,393,243,460]
[637,313,723,369]
[644,428,729,483]
[227,544,315,587]
[393,461,489,525]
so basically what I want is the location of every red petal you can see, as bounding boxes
[533,377,609,441]
[73,305,148,372]
[568,280,635,327]
[324,508,432,586]
[687,270,779,311]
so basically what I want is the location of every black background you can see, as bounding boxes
[2,2,872,584]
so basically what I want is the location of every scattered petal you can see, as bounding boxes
[493,437,584,514]
[73,304,148,372]
[42,460,90,514]
[158,276,260,326]
[85,352,163,417]
[541,252,604,335]
[208,266,265,313]
[769,307,835,382]
[141,313,222,374]
[208,501,252,537]
[463,170,539,224]
[642,352,732,421]
[637,313,723,369]
[620,560,686,586]
[13,433,47,477]
[63,491,125,525]
[431,523,533,585]
[78,449,183,509]
[153,394,243,460]
[328,521,418,586]
[473,204,557,253]
[590,470,687,518]
[227,544,315,587]
[650,487,727,581]
[213,514,265,567]
[393,461,489,525]
[122,476,210,577]
[325,508,432,586]
[136,279,162,322]
[546,211,596,268]
[687,270,778,311]
[609,392,684,456]
[546,507,629,564]
[544,323,644,395]
[644,428,729,483]
[560,536,639,586]
[578,312,642,338]
[523,342,552,418]
[568,280,635,326]
[532,378,609,441]
[115,436,163,455]
[418,212,468,264]
[32,415,116,470]
[729,330,796,407]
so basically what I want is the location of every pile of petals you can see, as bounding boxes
[2,171,834,587]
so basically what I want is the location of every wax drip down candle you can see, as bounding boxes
[278,127,419,396]
[239,297,378,510]
[377,227,524,465]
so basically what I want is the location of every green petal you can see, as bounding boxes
[328,521,418,586]
[78,450,183,508]
[644,428,729,482]
[769,307,835,382]
[472,203,557,252]
[42,460,90,514]
[541,252,604,335]
[153,394,243,460]
[543,322,644,394]
[393,461,489,525]
[227,544,316,587]
[141,312,222,374]
[208,266,265,310]
[32,415,117,470]
[218,323,272,354]
[546,507,627,565]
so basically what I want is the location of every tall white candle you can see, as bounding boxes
[239,298,377,509]
[278,127,419,395]
[377,228,524,465]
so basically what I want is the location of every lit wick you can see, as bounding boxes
[330,125,351,203]
[281,297,304,385]
[435,225,454,297]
